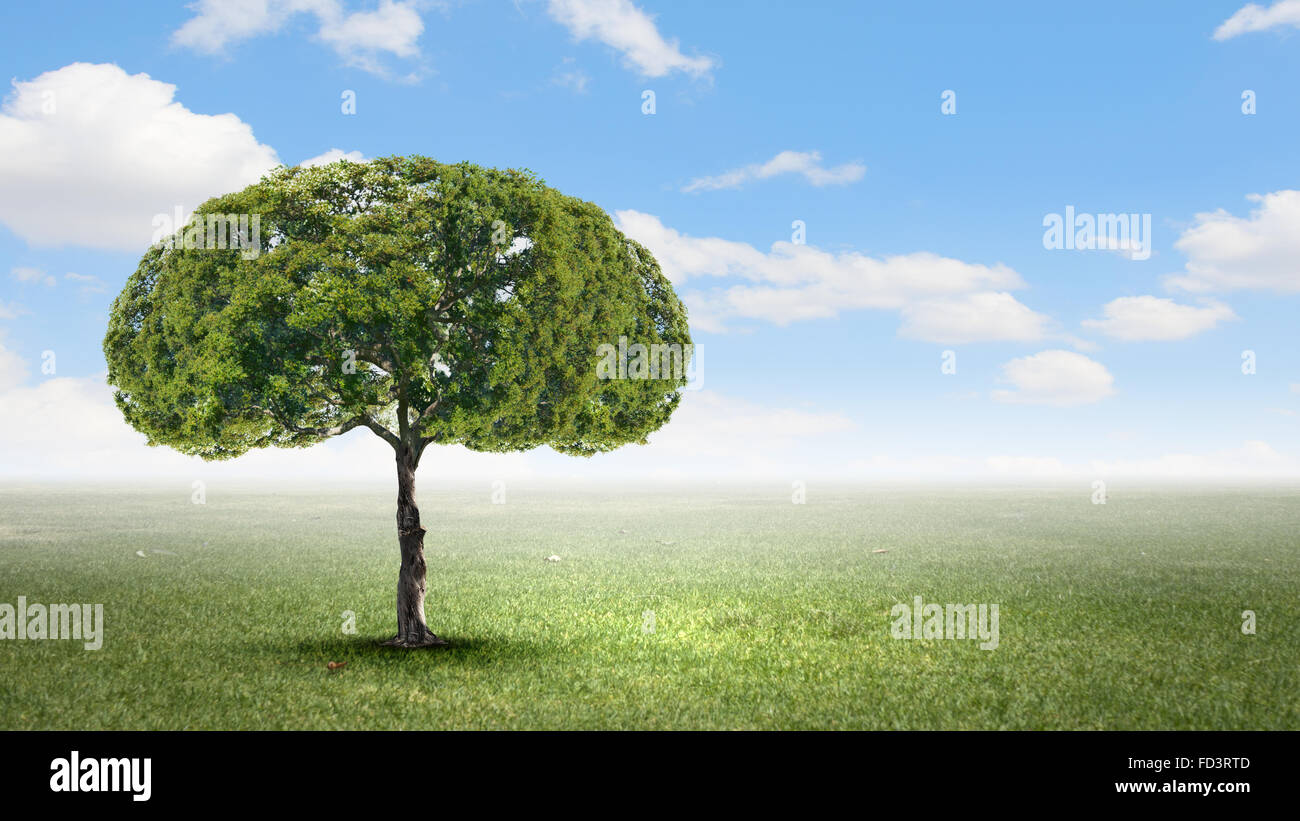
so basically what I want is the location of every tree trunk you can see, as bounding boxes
[382,444,447,648]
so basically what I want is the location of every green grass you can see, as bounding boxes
[1,481,1296,729]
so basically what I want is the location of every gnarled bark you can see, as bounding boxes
[382,445,447,647]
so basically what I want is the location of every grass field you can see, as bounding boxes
[1,481,1296,730]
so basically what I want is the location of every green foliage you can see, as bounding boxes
[104,156,692,461]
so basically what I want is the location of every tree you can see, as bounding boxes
[104,156,692,647]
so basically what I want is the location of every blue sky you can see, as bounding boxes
[1,0,1299,481]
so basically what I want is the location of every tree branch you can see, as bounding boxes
[258,404,399,449]
[261,407,364,438]
[362,417,401,449]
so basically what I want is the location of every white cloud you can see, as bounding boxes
[551,58,591,93]
[172,0,424,78]
[171,0,302,52]
[0,63,280,252]
[1059,334,1102,354]
[1167,190,1300,293]
[8,267,106,295]
[0,303,26,320]
[299,148,366,167]
[614,210,1049,339]
[899,292,1054,345]
[615,211,1024,292]
[992,350,1115,407]
[10,267,55,287]
[317,0,422,56]
[547,0,714,78]
[1082,296,1238,341]
[682,150,865,192]
[0,341,28,390]
[554,69,591,93]
[1213,0,1300,39]
[65,272,109,297]
[0,378,145,475]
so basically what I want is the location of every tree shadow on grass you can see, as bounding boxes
[280,634,558,671]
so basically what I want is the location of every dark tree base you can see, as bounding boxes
[381,631,450,648]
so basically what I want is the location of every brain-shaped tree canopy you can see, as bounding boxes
[106,155,691,461]
[104,155,693,646]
